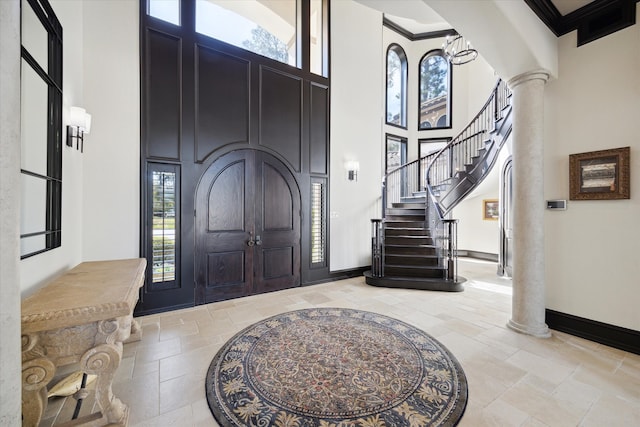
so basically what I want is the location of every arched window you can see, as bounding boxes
[419,50,451,130]
[386,44,407,128]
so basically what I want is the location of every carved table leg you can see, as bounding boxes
[80,343,129,426]
[124,318,142,344]
[21,357,56,427]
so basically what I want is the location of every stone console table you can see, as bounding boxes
[21,259,146,427]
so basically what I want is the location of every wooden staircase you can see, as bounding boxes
[364,194,464,291]
[366,79,512,291]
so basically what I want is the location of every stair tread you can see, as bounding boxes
[385,244,437,249]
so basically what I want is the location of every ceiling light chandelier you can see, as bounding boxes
[442,34,478,65]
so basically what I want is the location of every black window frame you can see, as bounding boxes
[385,134,407,174]
[418,49,452,131]
[385,43,408,129]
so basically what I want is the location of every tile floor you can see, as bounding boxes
[43,259,640,426]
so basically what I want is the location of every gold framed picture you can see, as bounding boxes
[483,199,499,220]
[569,147,630,200]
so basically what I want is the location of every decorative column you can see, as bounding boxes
[0,0,24,425]
[507,70,551,338]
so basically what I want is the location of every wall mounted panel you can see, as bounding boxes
[195,45,250,162]
[146,29,182,160]
[259,67,302,172]
[310,82,328,175]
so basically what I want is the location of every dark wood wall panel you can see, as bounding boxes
[260,67,302,172]
[195,45,250,162]
[309,83,328,175]
[208,161,245,232]
[262,163,293,231]
[146,29,182,160]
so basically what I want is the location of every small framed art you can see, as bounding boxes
[569,147,630,200]
[483,199,499,220]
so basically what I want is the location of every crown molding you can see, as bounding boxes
[525,0,637,44]
[383,17,457,41]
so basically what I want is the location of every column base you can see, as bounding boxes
[507,319,551,338]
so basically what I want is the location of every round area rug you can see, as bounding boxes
[206,308,467,426]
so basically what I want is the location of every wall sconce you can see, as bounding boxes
[345,160,360,181]
[67,106,92,152]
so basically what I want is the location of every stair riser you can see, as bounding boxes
[386,208,425,216]
[385,256,439,266]
[385,246,437,256]
[385,215,425,222]
[384,221,426,228]
[384,266,445,278]
[385,228,430,237]
[391,203,426,209]
[385,237,434,246]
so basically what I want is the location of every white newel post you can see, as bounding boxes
[507,70,551,338]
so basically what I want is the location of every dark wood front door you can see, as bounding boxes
[195,149,300,303]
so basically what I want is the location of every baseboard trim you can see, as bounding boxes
[546,309,640,355]
[303,266,369,286]
[134,301,194,317]
[457,250,498,262]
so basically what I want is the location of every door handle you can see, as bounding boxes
[255,235,262,246]
[247,232,255,247]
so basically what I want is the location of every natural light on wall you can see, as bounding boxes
[196,0,297,66]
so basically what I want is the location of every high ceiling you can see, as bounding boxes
[551,0,594,16]
[368,0,601,36]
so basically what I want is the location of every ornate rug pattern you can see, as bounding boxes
[206,308,467,426]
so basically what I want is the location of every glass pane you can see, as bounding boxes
[21,235,46,258]
[310,0,324,76]
[21,173,47,235]
[152,170,176,283]
[148,0,181,26]
[21,0,49,73]
[196,0,297,67]
[21,60,49,175]
[386,49,403,126]
[310,182,325,264]
[420,54,449,129]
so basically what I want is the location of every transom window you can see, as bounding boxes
[195,0,297,67]
[386,44,407,128]
[419,50,451,130]
[147,0,327,74]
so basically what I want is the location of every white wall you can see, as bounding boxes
[20,0,140,293]
[544,13,640,331]
[82,0,140,261]
[453,148,509,255]
[330,0,383,271]
[20,0,85,295]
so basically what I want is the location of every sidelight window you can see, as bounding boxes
[148,164,180,287]
[310,180,326,266]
